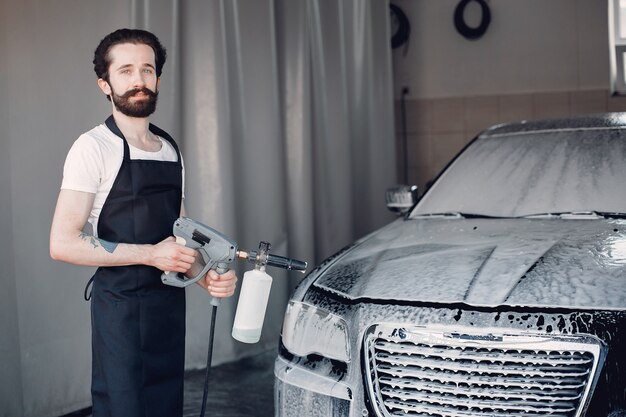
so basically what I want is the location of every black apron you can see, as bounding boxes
[90,116,185,417]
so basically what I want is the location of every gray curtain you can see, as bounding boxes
[0,0,395,415]
[179,0,396,369]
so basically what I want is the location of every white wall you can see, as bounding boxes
[0,1,131,415]
[392,0,609,99]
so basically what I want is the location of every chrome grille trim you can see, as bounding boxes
[364,324,606,417]
[375,339,595,366]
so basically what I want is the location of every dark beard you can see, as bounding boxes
[111,87,158,118]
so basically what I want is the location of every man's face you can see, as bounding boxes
[99,43,160,118]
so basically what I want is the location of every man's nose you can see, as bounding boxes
[131,70,146,87]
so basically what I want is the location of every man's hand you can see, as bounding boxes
[197,269,238,298]
[149,236,197,273]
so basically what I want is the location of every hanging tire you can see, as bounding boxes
[454,0,491,40]
[390,3,411,49]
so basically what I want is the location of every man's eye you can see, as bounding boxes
[143,68,153,74]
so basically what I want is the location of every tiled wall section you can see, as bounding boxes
[395,90,626,192]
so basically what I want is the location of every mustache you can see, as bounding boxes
[118,87,158,99]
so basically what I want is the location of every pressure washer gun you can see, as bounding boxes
[160,217,307,341]
[161,217,238,294]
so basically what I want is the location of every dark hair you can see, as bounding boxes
[93,28,167,81]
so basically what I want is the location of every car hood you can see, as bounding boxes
[312,218,626,309]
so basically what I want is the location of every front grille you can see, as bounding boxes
[364,324,605,417]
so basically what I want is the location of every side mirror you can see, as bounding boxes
[386,185,418,215]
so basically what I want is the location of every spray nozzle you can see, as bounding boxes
[236,241,307,273]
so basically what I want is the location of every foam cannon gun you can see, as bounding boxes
[161,216,307,341]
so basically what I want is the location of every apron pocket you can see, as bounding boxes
[139,290,185,353]
[92,295,142,390]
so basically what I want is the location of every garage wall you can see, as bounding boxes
[391,0,626,189]
[398,90,626,190]
[392,0,608,99]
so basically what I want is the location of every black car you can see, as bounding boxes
[274,113,626,417]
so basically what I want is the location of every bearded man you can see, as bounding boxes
[49,28,237,417]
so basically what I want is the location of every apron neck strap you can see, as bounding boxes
[147,123,182,163]
[104,115,182,164]
[105,115,131,161]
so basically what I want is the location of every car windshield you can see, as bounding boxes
[411,127,626,218]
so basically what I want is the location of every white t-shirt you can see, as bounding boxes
[61,124,185,237]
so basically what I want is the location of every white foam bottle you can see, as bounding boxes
[232,266,273,343]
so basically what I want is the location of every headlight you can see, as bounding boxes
[281,301,351,363]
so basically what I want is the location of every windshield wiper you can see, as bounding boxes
[521,211,610,219]
[412,212,464,219]
[412,211,626,220]
[595,211,626,219]
[411,212,501,219]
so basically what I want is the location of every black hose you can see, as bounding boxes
[199,305,218,417]
[400,87,409,184]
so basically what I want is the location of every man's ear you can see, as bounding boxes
[97,78,112,96]
[156,77,161,92]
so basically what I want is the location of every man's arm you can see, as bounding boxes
[50,189,196,272]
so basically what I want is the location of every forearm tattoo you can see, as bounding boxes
[79,232,118,253]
